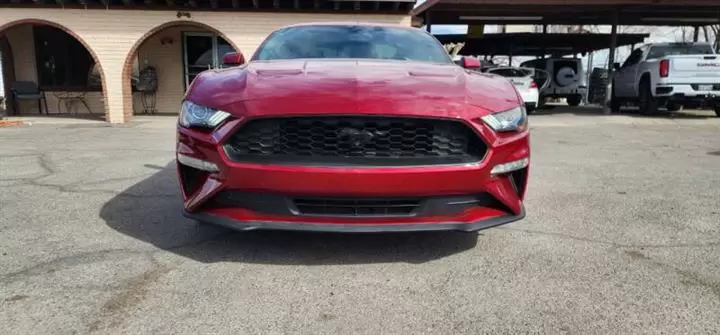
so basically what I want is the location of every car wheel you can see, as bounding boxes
[567,95,581,107]
[638,80,659,115]
[666,102,683,113]
[537,97,546,109]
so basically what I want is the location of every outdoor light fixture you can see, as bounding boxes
[459,16,544,21]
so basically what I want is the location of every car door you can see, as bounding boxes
[614,48,644,97]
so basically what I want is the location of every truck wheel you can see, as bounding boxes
[638,80,659,115]
[567,95,582,107]
[666,102,683,113]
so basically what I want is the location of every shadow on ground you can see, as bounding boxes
[534,104,716,119]
[100,163,478,265]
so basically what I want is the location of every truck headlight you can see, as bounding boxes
[179,100,230,128]
[481,106,528,132]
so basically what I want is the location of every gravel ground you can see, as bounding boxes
[1,109,719,334]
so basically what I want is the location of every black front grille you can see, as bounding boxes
[222,116,487,166]
[202,191,512,219]
[293,198,421,217]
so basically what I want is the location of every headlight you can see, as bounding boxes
[179,100,230,128]
[480,106,528,132]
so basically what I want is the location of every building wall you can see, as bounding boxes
[0,8,412,122]
[134,26,187,116]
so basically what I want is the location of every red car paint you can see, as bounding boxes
[177,24,530,233]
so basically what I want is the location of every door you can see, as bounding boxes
[614,48,644,98]
[183,33,236,90]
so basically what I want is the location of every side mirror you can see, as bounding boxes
[222,52,246,67]
[461,56,482,70]
[613,63,621,70]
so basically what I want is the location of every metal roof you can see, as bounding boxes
[413,0,720,26]
[435,32,651,56]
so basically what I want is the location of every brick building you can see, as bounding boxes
[0,1,414,123]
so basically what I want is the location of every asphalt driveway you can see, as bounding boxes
[1,110,719,334]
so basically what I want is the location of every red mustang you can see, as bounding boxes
[176,23,530,233]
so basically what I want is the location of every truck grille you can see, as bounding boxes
[222,116,486,166]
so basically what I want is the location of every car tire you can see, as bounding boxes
[638,80,659,115]
[537,97,546,109]
[567,95,582,107]
[666,102,683,113]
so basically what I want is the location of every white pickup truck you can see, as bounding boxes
[611,42,720,116]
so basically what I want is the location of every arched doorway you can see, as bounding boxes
[0,19,108,120]
[122,21,241,121]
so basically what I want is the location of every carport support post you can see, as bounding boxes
[603,11,619,114]
[693,26,700,42]
[425,12,432,33]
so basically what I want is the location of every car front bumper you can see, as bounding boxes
[177,116,530,233]
[183,206,526,233]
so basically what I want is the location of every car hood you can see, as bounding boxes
[187,59,520,118]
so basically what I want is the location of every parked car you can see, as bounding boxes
[611,42,720,116]
[520,57,587,107]
[486,66,549,114]
[176,23,530,233]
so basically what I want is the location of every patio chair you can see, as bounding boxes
[11,81,48,115]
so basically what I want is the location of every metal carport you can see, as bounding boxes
[412,0,720,113]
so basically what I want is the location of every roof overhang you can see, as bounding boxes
[413,0,720,26]
[435,32,651,57]
[0,0,416,14]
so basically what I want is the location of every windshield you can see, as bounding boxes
[647,44,715,60]
[253,25,452,64]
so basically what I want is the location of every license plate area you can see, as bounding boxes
[698,84,714,91]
